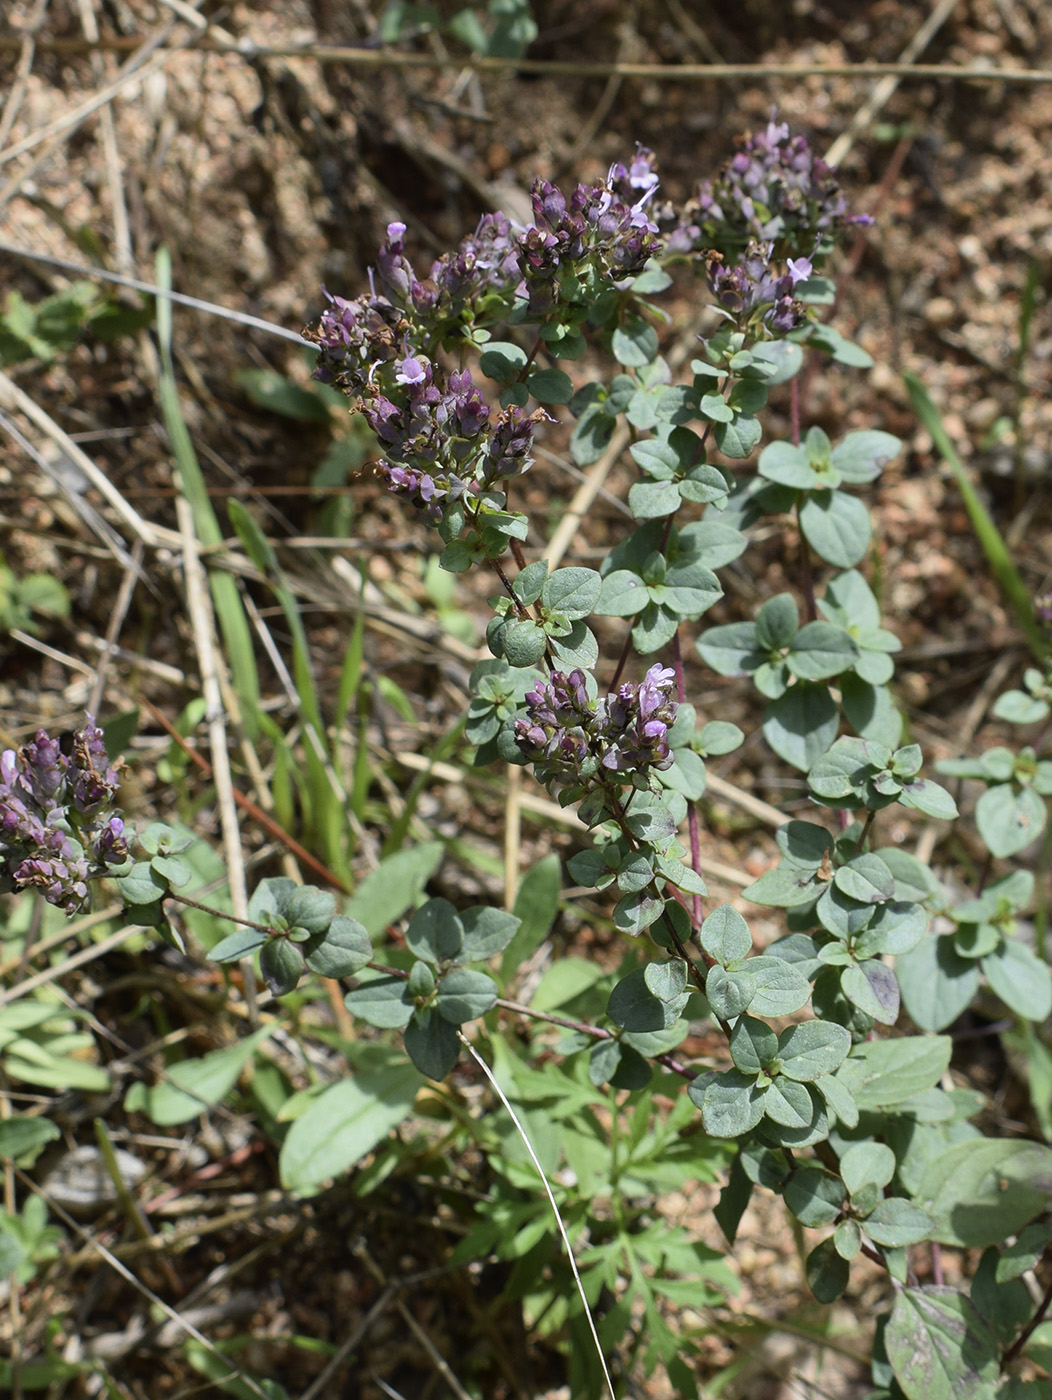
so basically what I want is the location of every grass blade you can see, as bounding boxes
[154,248,262,735]
[904,371,1048,663]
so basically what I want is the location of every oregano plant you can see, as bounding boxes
[4,116,1052,1398]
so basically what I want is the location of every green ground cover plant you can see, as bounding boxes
[3,114,1052,1398]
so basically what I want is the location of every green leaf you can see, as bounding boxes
[810,325,874,368]
[757,439,816,489]
[830,430,902,484]
[279,1051,419,1191]
[806,1238,850,1303]
[700,904,752,964]
[899,777,959,821]
[841,961,900,1025]
[0,1116,60,1163]
[784,1167,845,1226]
[530,956,605,1012]
[115,861,169,911]
[697,719,745,755]
[436,967,498,1023]
[799,489,872,568]
[587,1038,623,1088]
[982,939,1052,1021]
[570,403,616,465]
[729,1015,778,1074]
[629,436,680,477]
[238,368,337,422]
[405,898,465,964]
[607,965,689,1032]
[864,1198,935,1247]
[788,622,859,681]
[696,621,762,676]
[283,887,336,936]
[996,1222,1052,1282]
[840,1140,896,1196]
[705,965,755,1020]
[597,568,648,617]
[404,1006,461,1078]
[480,340,528,382]
[837,1036,952,1109]
[776,1021,851,1081]
[457,906,520,963]
[975,784,1046,857]
[628,478,681,519]
[303,915,372,978]
[763,683,839,773]
[834,1218,862,1260]
[127,1026,276,1126]
[678,521,746,572]
[744,864,820,909]
[835,854,895,904]
[543,567,602,620]
[344,843,444,937]
[700,392,734,423]
[713,1154,753,1244]
[714,413,762,459]
[408,960,436,998]
[763,1077,816,1128]
[994,690,1050,725]
[260,939,303,996]
[885,1286,998,1400]
[755,592,799,650]
[808,735,884,806]
[917,1138,1052,1247]
[744,957,813,1016]
[502,618,547,665]
[898,936,980,1032]
[344,972,413,1029]
[699,1070,765,1137]
[613,887,666,935]
[750,340,802,384]
[526,367,573,404]
[4,1051,110,1093]
[210,927,269,962]
[816,1071,859,1129]
[146,854,191,888]
[612,320,659,367]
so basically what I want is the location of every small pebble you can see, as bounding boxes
[42,1145,146,1215]
[924,296,957,328]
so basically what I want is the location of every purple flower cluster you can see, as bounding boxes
[518,157,660,313]
[0,718,128,915]
[514,665,677,787]
[370,358,546,522]
[705,242,813,334]
[311,152,661,388]
[666,115,870,260]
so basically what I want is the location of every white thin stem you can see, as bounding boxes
[457,1032,616,1400]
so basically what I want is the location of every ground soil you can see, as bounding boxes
[1,1,1051,1397]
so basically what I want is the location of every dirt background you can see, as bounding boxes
[1,0,1051,1397]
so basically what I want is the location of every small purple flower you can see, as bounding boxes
[395,355,428,386]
